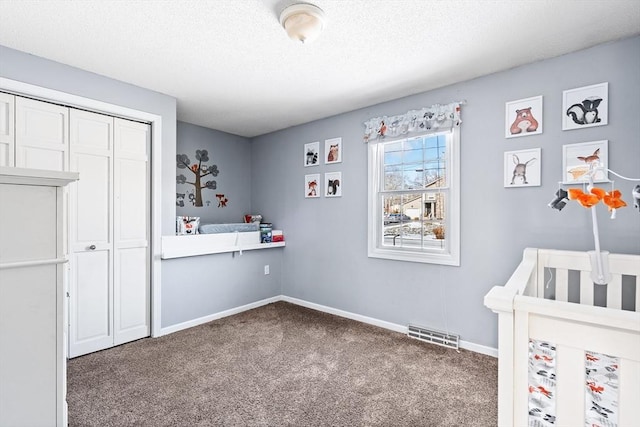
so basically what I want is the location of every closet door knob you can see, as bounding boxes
[89,245,96,250]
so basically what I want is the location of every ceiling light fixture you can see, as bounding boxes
[279,3,325,44]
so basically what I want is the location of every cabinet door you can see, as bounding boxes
[15,97,69,171]
[68,110,114,358]
[0,92,15,167]
[113,118,150,345]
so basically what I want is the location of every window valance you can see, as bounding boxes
[363,101,463,143]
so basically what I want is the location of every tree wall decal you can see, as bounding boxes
[176,149,219,207]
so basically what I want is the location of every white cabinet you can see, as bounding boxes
[68,111,150,358]
[0,166,78,427]
[0,93,14,167]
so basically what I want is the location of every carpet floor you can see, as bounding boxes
[67,301,497,426]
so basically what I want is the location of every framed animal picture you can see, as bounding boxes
[504,148,541,187]
[305,174,320,198]
[562,140,609,184]
[325,172,342,197]
[304,141,320,167]
[324,137,342,164]
[562,82,608,131]
[505,96,543,138]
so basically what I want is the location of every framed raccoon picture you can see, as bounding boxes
[304,141,320,167]
[562,82,608,131]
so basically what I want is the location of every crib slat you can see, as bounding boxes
[619,358,640,427]
[607,274,622,309]
[579,271,594,306]
[555,346,584,426]
[555,268,568,302]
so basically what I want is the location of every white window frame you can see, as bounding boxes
[367,129,460,266]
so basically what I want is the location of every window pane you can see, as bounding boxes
[403,163,424,189]
[381,192,447,251]
[384,165,403,190]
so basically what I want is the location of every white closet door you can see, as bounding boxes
[68,110,114,358]
[113,118,150,345]
[15,97,69,171]
[0,92,15,167]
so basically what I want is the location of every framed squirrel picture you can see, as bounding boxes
[562,82,608,131]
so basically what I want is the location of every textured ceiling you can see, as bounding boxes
[0,0,639,138]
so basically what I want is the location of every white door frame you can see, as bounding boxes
[0,77,163,339]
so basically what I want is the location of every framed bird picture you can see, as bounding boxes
[562,82,608,131]
[562,140,609,184]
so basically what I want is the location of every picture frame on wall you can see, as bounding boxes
[305,174,320,198]
[325,172,342,197]
[562,140,609,184]
[562,82,608,131]
[504,148,541,187]
[505,96,543,138]
[324,137,342,164]
[304,141,320,167]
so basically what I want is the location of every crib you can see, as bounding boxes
[484,248,640,427]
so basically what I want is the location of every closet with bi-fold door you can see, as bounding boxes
[0,92,151,359]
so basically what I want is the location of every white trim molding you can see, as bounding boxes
[158,296,281,336]
[157,293,498,358]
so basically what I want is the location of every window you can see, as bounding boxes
[368,129,460,265]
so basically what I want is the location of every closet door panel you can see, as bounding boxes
[0,92,15,167]
[68,110,114,358]
[15,97,68,171]
[72,153,110,244]
[114,247,149,344]
[113,118,149,344]
[69,250,112,357]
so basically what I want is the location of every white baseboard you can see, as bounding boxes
[281,296,407,334]
[158,294,498,358]
[281,296,498,357]
[157,295,281,336]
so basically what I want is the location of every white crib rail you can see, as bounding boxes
[485,248,640,427]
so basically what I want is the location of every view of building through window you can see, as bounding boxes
[380,134,448,251]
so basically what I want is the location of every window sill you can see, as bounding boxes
[368,246,459,266]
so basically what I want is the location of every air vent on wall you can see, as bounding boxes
[408,324,459,351]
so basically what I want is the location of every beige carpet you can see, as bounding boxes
[67,302,498,426]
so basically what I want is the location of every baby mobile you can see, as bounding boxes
[548,152,640,285]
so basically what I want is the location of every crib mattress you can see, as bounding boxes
[198,222,259,234]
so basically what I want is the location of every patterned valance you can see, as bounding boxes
[363,101,463,143]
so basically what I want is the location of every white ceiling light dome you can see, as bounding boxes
[279,3,325,44]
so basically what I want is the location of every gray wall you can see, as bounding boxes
[176,121,252,224]
[250,36,640,349]
[0,45,281,331]
[0,45,178,235]
[161,249,283,326]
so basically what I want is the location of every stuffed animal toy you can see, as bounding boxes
[568,187,628,218]
[568,188,604,208]
[602,189,627,218]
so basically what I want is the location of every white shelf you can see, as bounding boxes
[161,232,285,259]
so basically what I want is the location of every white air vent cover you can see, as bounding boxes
[408,324,459,351]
